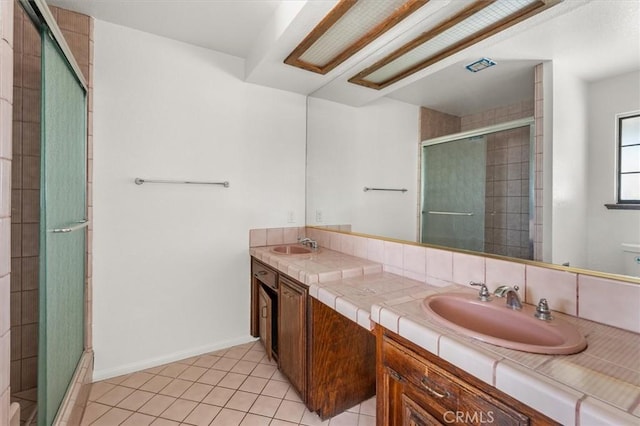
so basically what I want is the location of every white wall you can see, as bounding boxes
[549,61,589,267]
[93,20,306,379]
[306,97,420,241]
[586,71,640,275]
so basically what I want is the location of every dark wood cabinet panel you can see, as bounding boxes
[377,327,558,426]
[278,276,307,399]
[308,297,376,419]
[258,285,273,362]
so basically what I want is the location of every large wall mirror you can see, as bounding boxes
[306,0,640,281]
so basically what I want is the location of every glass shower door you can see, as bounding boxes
[421,137,486,251]
[38,30,87,426]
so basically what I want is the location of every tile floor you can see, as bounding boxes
[81,341,376,425]
[10,388,38,425]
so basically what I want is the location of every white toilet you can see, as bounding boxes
[621,243,640,277]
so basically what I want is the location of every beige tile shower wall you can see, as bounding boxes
[1,0,15,423]
[10,3,39,394]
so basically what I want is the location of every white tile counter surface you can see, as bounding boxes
[249,245,640,425]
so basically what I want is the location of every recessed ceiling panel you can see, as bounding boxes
[349,0,561,89]
[285,0,428,75]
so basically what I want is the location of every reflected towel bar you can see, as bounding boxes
[427,211,473,216]
[135,178,230,187]
[363,187,407,193]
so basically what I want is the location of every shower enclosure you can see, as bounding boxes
[420,119,534,260]
[11,1,88,424]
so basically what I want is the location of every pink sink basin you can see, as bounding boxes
[422,292,587,355]
[271,245,313,255]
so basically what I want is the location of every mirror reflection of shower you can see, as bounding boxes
[420,120,534,260]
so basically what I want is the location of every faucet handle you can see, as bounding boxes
[534,298,553,321]
[470,281,492,302]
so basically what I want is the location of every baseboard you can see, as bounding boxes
[92,335,258,382]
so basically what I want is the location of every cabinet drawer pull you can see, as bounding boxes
[388,369,402,381]
[420,376,450,399]
[261,306,268,318]
[254,271,268,277]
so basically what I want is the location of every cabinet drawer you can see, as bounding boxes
[252,259,277,289]
[383,335,529,426]
[383,336,458,413]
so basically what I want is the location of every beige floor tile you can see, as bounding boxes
[158,363,189,378]
[261,380,289,399]
[231,360,258,375]
[274,400,306,423]
[238,376,268,394]
[79,402,110,425]
[241,351,265,363]
[249,364,276,379]
[197,369,226,386]
[270,420,298,426]
[201,386,235,407]
[140,375,173,393]
[181,382,214,402]
[91,407,133,426]
[225,391,258,412]
[225,347,250,360]
[95,385,134,406]
[239,413,271,426]
[88,382,115,402]
[104,374,129,385]
[182,403,221,426]
[120,371,155,389]
[357,414,376,426]
[327,411,358,426]
[218,372,248,390]
[178,365,208,382]
[283,387,303,403]
[139,394,177,417]
[121,412,156,426]
[212,357,238,372]
[300,409,330,426]
[248,395,282,418]
[150,418,180,426]
[193,354,220,369]
[159,398,198,422]
[270,369,289,382]
[359,397,376,416]
[209,408,246,426]
[159,378,192,397]
[116,389,155,411]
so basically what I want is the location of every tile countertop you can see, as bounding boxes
[249,245,640,425]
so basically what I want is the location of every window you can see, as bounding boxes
[618,113,640,204]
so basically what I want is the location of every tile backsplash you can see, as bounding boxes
[251,226,640,334]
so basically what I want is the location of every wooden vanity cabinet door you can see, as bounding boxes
[278,276,307,399]
[402,394,443,426]
[258,285,273,361]
[378,329,538,426]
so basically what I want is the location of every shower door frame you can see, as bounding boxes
[18,1,89,425]
[419,117,535,256]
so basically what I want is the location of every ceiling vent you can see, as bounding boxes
[465,57,497,72]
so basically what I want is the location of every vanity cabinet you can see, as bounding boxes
[377,327,559,426]
[250,256,376,419]
[251,259,278,361]
[278,275,307,398]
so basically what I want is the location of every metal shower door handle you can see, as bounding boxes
[51,219,89,233]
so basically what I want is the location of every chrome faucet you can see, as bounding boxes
[494,285,523,310]
[299,238,318,249]
[470,281,492,302]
